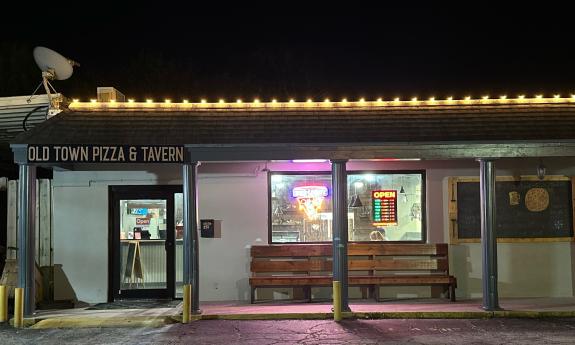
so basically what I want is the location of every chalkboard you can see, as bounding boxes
[451,177,574,242]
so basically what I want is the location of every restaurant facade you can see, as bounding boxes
[8,96,575,315]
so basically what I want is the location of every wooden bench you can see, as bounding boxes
[249,243,457,303]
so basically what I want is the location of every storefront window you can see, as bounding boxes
[269,171,425,243]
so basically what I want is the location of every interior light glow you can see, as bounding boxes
[146,99,153,103]
[164,99,171,103]
[292,159,328,163]
[182,99,189,103]
[90,99,97,103]
[128,99,134,103]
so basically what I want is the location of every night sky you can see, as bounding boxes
[2,7,574,101]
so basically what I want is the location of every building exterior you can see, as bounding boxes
[8,96,575,314]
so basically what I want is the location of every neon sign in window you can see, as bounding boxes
[372,190,398,226]
[292,185,329,220]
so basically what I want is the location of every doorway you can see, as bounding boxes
[109,185,182,300]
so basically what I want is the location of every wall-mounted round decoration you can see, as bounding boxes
[525,188,549,212]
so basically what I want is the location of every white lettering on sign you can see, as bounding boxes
[141,146,184,162]
[91,146,127,162]
[27,145,185,163]
[28,146,50,161]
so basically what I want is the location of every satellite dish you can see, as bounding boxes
[28,46,80,116]
[33,46,79,80]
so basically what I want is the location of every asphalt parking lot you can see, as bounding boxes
[1,318,575,344]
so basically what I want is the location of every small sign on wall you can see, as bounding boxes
[200,219,222,238]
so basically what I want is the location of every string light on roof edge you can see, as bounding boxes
[70,94,575,109]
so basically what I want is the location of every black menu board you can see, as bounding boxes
[450,177,574,242]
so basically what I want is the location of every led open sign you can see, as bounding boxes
[372,190,398,226]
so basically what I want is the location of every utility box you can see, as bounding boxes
[97,87,125,102]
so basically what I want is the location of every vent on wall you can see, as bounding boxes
[97,87,125,102]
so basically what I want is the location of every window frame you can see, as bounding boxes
[267,169,427,244]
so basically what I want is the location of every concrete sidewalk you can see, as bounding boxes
[16,297,575,329]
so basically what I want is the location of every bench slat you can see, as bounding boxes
[250,275,455,286]
[251,259,331,272]
[251,258,448,272]
[350,258,448,271]
[251,243,447,257]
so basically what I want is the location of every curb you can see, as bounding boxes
[11,310,575,329]
[29,316,179,329]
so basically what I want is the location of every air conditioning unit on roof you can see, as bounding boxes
[97,87,125,102]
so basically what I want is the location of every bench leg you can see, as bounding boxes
[304,286,312,302]
[250,287,255,304]
[368,285,375,300]
[360,286,369,299]
[373,285,380,302]
[449,284,456,302]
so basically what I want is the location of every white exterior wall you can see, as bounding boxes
[52,158,575,303]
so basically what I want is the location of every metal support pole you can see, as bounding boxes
[331,159,350,312]
[183,162,200,314]
[478,158,500,311]
[17,164,36,317]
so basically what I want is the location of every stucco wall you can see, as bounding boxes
[52,158,575,303]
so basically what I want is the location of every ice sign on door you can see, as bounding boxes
[372,190,398,226]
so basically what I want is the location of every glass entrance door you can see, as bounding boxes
[110,186,181,300]
[119,198,168,294]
